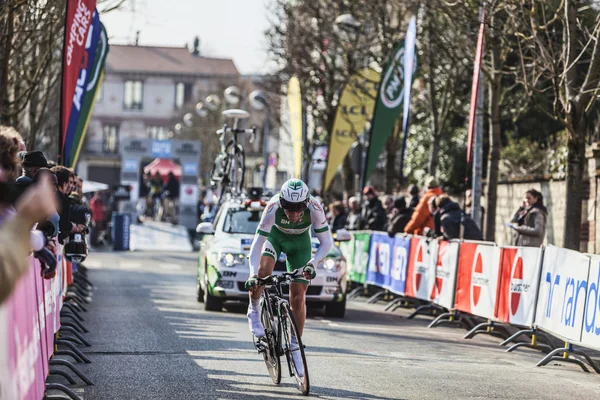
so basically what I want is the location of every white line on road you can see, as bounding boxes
[119,261,141,269]
[158,263,182,270]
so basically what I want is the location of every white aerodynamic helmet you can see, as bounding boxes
[279,179,310,212]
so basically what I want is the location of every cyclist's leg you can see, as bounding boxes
[247,237,280,337]
[282,232,312,336]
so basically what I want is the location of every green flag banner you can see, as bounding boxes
[364,39,407,181]
[348,231,372,284]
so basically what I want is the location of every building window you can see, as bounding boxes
[124,80,143,110]
[147,125,169,140]
[102,124,119,153]
[175,82,193,109]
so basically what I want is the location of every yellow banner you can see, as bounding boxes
[288,77,303,178]
[323,68,380,191]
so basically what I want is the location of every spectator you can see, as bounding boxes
[387,196,412,237]
[163,171,180,223]
[509,189,548,247]
[404,177,444,235]
[0,127,57,303]
[408,184,420,209]
[329,201,348,234]
[89,192,106,246]
[360,186,386,231]
[345,196,362,231]
[51,166,84,243]
[465,189,485,228]
[16,150,49,186]
[434,194,483,241]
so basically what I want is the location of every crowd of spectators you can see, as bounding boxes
[0,126,93,304]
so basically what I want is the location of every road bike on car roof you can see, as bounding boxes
[254,269,310,396]
[209,109,255,205]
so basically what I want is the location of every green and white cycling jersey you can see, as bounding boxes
[248,194,333,277]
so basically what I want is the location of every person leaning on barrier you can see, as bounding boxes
[387,196,412,237]
[433,194,483,241]
[0,126,58,304]
[404,177,443,235]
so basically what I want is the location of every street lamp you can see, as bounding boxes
[249,90,270,190]
[224,86,242,105]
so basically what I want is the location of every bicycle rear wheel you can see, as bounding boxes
[280,303,309,395]
[261,296,281,384]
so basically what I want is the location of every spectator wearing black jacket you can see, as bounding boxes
[329,201,348,234]
[434,194,483,241]
[360,186,386,231]
[51,166,85,243]
[387,196,412,237]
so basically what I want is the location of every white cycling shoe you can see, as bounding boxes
[291,337,304,377]
[247,307,265,338]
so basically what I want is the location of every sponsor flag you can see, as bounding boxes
[466,6,486,165]
[60,0,97,164]
[399,16,418,182]
[322,68,379,192]
[365,19,417,182]
[66,20,109,168]
[288,77,303,178]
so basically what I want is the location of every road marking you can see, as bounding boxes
[159,263,182,270]
[83,259,102,269]
[120,261,141,269]
[315,317,340,327]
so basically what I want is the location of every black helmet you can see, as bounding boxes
[64,232,88,263]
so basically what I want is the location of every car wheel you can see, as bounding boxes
[203,273,222,311]
[196,275,205,303]
[325,298,346,318]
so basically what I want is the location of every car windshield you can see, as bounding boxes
[222,207,262,234]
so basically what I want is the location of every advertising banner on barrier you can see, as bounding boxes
[5,263,46,400]
[366,232,394,288]
[0,304,9,400]
[535,245,590,342]
[454,242,501,320]
[495,246,543,327]
[405,236,438,301]
[389,235,411,295]
[430,241,460,309]
[349,232,371,284]
[338,234,355,279]
[582,254,600,349]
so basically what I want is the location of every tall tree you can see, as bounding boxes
[510,0,600,250]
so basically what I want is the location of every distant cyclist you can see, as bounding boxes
[245,179,332,377]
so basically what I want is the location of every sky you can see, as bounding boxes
[100,0,272,75]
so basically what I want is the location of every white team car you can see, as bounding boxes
[196,198,349,317]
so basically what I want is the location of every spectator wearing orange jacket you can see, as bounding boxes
[404,177,444,235]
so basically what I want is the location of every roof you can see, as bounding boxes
[106,45,239,77]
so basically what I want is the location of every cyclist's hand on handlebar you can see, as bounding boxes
[303,264,316,280]
[245,275,259,291]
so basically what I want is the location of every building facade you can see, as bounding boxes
[78,44,240,186]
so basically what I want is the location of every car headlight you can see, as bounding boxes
[320,258,339,271]
[219,252,246,267]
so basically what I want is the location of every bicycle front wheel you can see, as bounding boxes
[261,297,281,384]
[280,303,310,395]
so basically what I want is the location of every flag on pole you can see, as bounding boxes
[288,77,303,178]
[60,0,97,164]
[68,21,109,168]
[365,18,417,182]
[399,16,418,182]
[322,68,379,192]
[466,6,487,165]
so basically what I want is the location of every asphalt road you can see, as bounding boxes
[71,250,600,399]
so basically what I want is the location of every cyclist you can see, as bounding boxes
[245,179,332,377]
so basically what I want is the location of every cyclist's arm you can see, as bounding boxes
[248,202,277,275]
[308,200,333,268]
